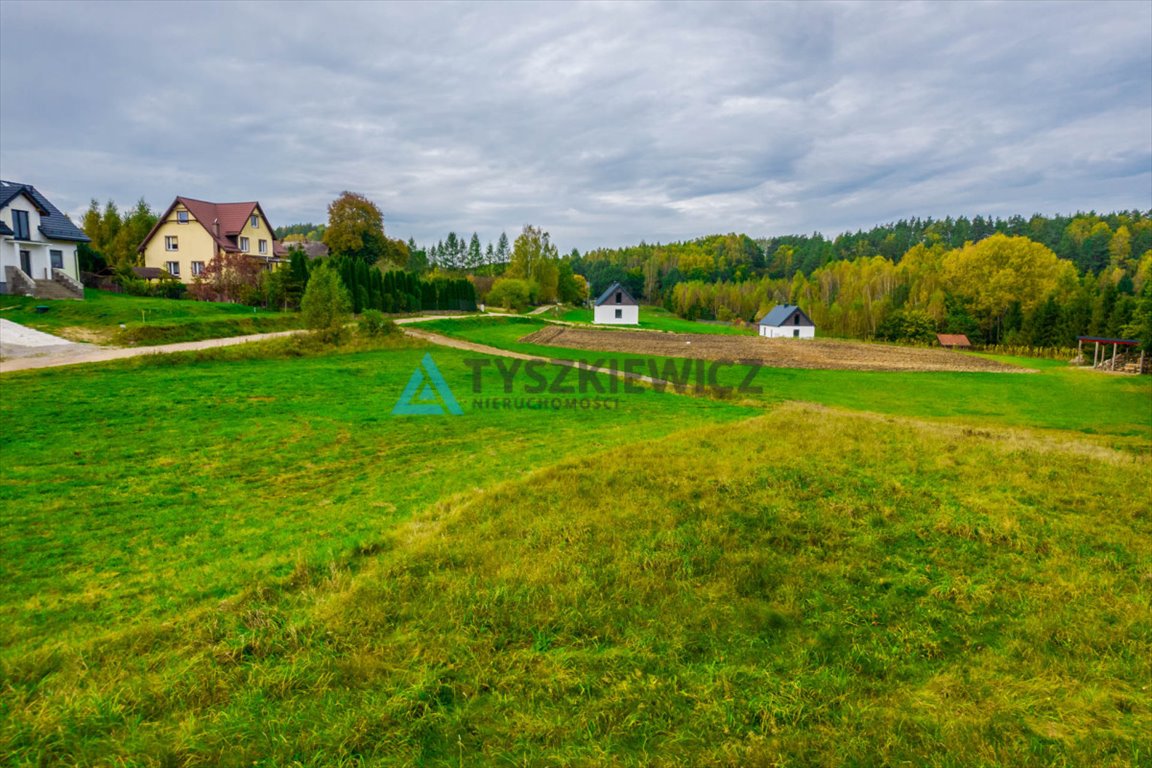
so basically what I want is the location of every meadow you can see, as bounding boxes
[1,321,1149,765]
[560,305,753,334]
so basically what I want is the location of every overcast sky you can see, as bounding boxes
[1,1,1149,252]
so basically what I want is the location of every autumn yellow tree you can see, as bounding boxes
[942,234,1076,338]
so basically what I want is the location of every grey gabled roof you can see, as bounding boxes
[0,179,90,243]
[594,281,637,306]
[759,304,814,327]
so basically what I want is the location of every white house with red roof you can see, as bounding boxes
[137,196,286,281]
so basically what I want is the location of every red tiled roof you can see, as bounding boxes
[177,196,258,252]
[138,196,284,257]
[937,334,972,348]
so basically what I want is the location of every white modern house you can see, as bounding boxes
[0,180,87,299]
[759,304,815,338]
[593,281,639,325]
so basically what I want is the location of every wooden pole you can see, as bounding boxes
[1140,349,1146,375]
[1111,342,1118,371]
[1094,341,1100,367]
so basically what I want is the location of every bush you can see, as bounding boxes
[302,263,352,344]
[359,309,397,337]
[487,278,536,311]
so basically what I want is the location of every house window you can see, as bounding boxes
[615,308,623,319]
[176,210,189,223]
[50,249,63,270]
[165,235,178,251]
[795,314,801,325]
[12,210,30,240]
[250,215,259,229]
[191,261,205,277]
[615,292,622,303]
[793,329,800,338]
[258,239,268,254]
[166,261,180,277]
[239,237,250,251]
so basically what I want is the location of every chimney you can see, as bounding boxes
[213,218,220,238]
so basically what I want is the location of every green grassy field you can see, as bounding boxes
[0,289,300,345]
[415,316,1152,445]
[1,328,1149,765]
[560,305,752,334]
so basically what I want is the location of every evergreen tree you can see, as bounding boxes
[301,263,352,343]
[467,233,482,271]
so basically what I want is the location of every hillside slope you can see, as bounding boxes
[11,403,1145,765]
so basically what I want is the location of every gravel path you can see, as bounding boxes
[0,325,305,374]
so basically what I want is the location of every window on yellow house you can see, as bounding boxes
[239,237,250,251]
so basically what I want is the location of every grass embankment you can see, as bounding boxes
[560,305,753,334]
[0,289,301,345]
[415,316,1152,446]
[3,390,1148,764]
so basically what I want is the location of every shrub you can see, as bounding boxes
[302,263,352,344]
[358,309,397,337]
[487,278,536,311]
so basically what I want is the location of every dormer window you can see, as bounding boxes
[176,210,189,223]
[250,215,259,229]
[239,237,250,251]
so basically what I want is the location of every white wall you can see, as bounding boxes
[0,200,80,282]
[594,304,639,325]
[759,325,815,338]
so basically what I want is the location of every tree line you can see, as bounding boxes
[665,235,1152,351]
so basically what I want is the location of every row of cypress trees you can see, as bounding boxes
[327,256,477,314]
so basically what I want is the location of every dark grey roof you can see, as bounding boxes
[759,304,814,327]
[594,281,637,306]
[132,266,170,280]
[0,179,90,243]
[0,221,11,236]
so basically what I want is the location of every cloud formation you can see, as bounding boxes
[2,1,1149,251]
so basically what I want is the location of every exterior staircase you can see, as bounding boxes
[34,279,80,299]
[3,266,83,300]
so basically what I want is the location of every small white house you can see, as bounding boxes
[593,281,639,325]
[1,180,88,298]
[759,304,815,338]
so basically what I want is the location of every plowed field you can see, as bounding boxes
[520,326,1030,373]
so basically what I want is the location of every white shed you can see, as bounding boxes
[759,304,815,338]
[593,281,639,325]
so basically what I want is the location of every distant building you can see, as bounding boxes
[759,304,815,338]
[137,196,286,281]
[284,239,329,260]
[0,179,88,298]
[593,281,639,325]
[936,334,972,349]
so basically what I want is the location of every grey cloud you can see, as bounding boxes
[1,0,1148,252]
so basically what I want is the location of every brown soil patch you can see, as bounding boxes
[520,326,1032,373]
[57,326,116,344]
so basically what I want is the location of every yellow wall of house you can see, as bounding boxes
[141,203,220,281]
[235,209,273,257]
